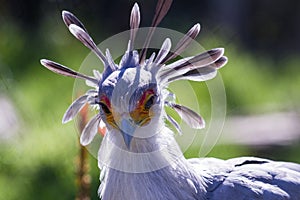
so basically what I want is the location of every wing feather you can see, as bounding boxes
[189,157,300,199]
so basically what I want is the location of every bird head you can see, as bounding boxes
[98,62,163,148]
[40,1,227,150]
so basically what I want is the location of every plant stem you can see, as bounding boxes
[76,104,91,200]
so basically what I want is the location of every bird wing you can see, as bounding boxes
[189,157,300,200]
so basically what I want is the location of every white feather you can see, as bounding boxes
[62,94,88,124]
[80,114,101,146]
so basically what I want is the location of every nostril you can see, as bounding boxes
[119,113,135,125]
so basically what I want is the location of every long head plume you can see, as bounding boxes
[40,0,227,146]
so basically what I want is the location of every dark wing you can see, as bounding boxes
[189,157,300,200]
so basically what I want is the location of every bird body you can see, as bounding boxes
[98,122,300,199]
[40,0,300,199]
[193,157,300,199]
[99,157,300,199]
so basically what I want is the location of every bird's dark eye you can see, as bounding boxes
[99,102,111,114]
[144,95,156,110]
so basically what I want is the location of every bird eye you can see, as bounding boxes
[144,95,156,110]
[99,102,111,114]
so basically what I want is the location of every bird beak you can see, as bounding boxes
[119,119,136,149]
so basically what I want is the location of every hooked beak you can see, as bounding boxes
[119,119,136,149]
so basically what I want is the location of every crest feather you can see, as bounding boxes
[139,0,173,63]
[162,23,201,64]
[129,3,141,51]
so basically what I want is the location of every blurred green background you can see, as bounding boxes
[1,0,300,199]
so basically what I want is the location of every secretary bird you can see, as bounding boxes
[40,0,300,199]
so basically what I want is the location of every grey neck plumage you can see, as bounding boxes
[98,126,207,200]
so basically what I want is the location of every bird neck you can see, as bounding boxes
[98,125,185,172]
[98,125,207,200]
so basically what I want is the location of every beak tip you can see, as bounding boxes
[119,119,136,148]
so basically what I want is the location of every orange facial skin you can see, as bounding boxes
[130,89,155,126]
[99,95,118,129]
[99,89,156,128]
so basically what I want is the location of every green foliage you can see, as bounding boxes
[222,47,300,114]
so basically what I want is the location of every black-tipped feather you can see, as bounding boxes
[159,48,225,82]
[162,23,201,63]
[40,59,97,83]
[152,0,173,27]
[129,3,141,51]
[139,0,173,63]
[167,103,205,129]
[62,10,87,32]
[68,24,108,65]
[168,56,228,82]
[174,48,224,71]
[172,67,217,82]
